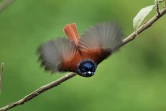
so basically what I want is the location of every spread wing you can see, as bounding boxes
[37,22,123,73]
[37,38,77,73]
[78,22,123,64]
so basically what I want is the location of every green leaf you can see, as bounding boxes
[133,5,155,31]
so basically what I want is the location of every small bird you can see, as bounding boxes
[37,22,123,77]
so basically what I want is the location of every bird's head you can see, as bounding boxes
[76,60,97,77]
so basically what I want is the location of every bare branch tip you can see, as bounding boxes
[0,63,4,92]
[0,0,15,12]
[155,2,161,15]
[1,63,4,72]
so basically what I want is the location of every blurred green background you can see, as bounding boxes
[0,0,166,111]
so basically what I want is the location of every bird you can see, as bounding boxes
[37,22,123,77]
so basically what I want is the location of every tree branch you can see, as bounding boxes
[0,0,15,12]
[122,7,166,46]
[0,73,77,111]
[0,7,166,111]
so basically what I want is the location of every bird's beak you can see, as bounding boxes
[87,71,92,74]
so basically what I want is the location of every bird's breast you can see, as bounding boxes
[58,48,111,72]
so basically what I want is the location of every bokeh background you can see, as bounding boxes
[0,0,166,111]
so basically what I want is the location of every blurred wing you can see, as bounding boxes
[79,22,123,52]
[37,38,77,73]
[78,22,123,64]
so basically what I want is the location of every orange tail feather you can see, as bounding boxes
[63,23,80,45]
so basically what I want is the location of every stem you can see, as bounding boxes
[0,0,15,12]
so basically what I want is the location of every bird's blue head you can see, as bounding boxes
[76,60,97,77]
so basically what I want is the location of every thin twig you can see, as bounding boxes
[0,63,4,92]
[0,7,166,111]
[155,0,160,15]
[0,0,15,12]
[122,7,166,46]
